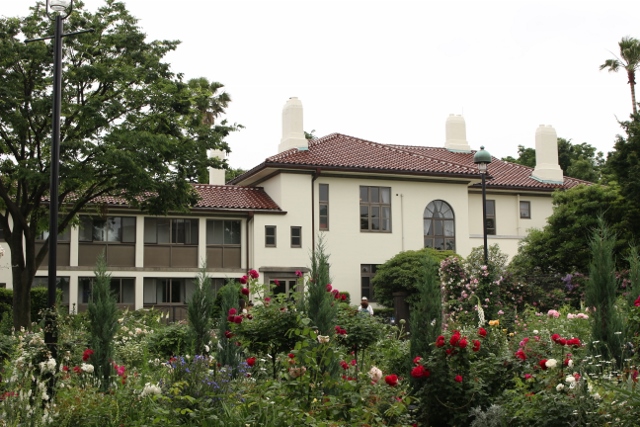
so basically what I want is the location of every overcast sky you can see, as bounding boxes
[4,0,640,169]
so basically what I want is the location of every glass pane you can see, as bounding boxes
[424,203,434,218]
[486,200,495,216]
[435,220,443,236]
[122,217,136,243]
[371,207,379,230]
[424,237,434,248]
[444,220,454,237]
[79,278,92,304]
[370,187,379,203]
[110,280,121,303]
[188,219,198,245]
[320,216,328,229]
[360,206,369,230]
[442,203,454,219]
[79,216,93,242]
[380,187,390,204]
[107,217,122,242]
[144,218,157,244]
[159,280,168,303]
[121,279,135,304]
[207,220,222,244]
[92,219,106,242]
[225,221,241,245]
[319,184,328,202]
[157,219,170,244]
[143,278,157,304]
[435,238,444,250]
[445,239,455,251]
[424,219,433,236]
[171,280,182,303]
[173,219,184,244]
[360,186,368,202]
[382,207,390,230]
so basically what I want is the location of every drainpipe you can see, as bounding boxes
[311,168,321,255]
[396,193,404,251]
[516,194,521,236]
[246,211,254,270]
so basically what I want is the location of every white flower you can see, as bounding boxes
[545,359,558,369]
[533,330,539,334]
[368,366,383,383]
[38,358,57,374]
[565,375,576,384]
[204,344,210,353]
[593,393,601,400]
[567,359,574,368]
[140,382,162,397]
[556,383,565,391]
[317,335,330,344]
[81,363,94,373]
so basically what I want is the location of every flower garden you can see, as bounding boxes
[1,238,640,426]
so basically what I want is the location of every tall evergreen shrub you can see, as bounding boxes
[586,218,624,365]
[187,267,216,355]
[303,235,337,336]
[87,254,119,391]
[625,246,640,307]
[410,258,442,359]
[217,282,241,369]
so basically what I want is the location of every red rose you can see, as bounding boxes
[225,330,234,339]
[524,373,532,380]
[295,270,303,278]
[635,295,640,307]
[454,374,463,383]
[558,338,567,346]
[239,275,248,284]
[539,359,548,370]
[472,339,481,352]
[478,327,487,338]
[73,366,81,374]
[288,353,295,359]
[413,356,422,365]
[233,316,243,324]
[341,294,347,301]
[326,284,333,292]
[567,338,581,347]
[82,349,94,362]
[340,361,349,370]
[449,331,461,346]
[274,279,280,286]
[411,366,426,378]
[246,357,256,367]
[227,315,235,322]
[458,338,468,349]
[435,335,446,347]
[241,287,250,296]
[228,308,237,316]
[515,349,526,360]
[385,374,399,387]
[249,269,259,279]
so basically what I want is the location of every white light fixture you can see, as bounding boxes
[47,0,73,15]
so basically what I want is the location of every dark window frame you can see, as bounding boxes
[361,264,378,302]
[423,200,456,251]
[265,225,277,247]
[319,183,329,231]
[79,277,135,304]
[291,226,302,248]
[144,218,198,245]
[485,200,496,236]
[79,215,135,243]
[206,219,242,246]
[520,201,531,219]
[359,186,392,232]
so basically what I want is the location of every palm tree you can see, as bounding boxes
[600,36,640,116]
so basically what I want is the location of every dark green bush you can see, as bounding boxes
[147,323,191,358]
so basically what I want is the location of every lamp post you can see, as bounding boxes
[473,146,492,266]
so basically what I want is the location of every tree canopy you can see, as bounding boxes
[0,0,239,328]
[600,36,640,116]
[502,138,604,182]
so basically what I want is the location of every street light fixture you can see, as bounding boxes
[473,146,492,266]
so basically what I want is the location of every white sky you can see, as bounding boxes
[4,0,640,169]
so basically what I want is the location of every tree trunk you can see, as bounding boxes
[9,219,42,330]
[628,70,637,116]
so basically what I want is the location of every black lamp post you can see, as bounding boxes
[473,146,492,266]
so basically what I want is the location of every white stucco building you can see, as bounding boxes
[0,98,587,319]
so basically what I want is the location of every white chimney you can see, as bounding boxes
[444,114,471,152]
[278,97,307,153]
[532,125,564,184]
[208,149,226,185]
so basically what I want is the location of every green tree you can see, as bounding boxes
[410,258,442,359]
[587,218,624,365]
[600,36,640,116]
[372,247,455,308]
[303,235,337,336]
[87,254,118,391]
[0,1,239,328]
[187,267,216,355]
[502,139,603,182]
[510,184,628,278]
[225,167,246,183]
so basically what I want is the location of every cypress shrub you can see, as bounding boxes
[187,267,216,355]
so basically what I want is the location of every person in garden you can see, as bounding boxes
[359,297,374,315]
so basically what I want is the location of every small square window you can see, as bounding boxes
[520,201,531,219]
[265,225,277,247]
[291,226,301,248]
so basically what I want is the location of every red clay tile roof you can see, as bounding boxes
[88,185,282,212]
[392,145,589,190]
[192,185,281,211]
[233,133,588,191]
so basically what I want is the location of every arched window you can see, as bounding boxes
[424,200,455,251]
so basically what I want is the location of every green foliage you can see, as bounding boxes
[373,247,456,307]
[600,36,640,116]
[217,282,241,368]
[410,259,442,360]
[87,255,119,391]
[586,218,624,365]
[224,166,246,183]
[303,235,337,336]
[335,305,385,365]
[0,1,239,328]
[147,323,191,359]
[510,184,628,278]
[187,268,216,355]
